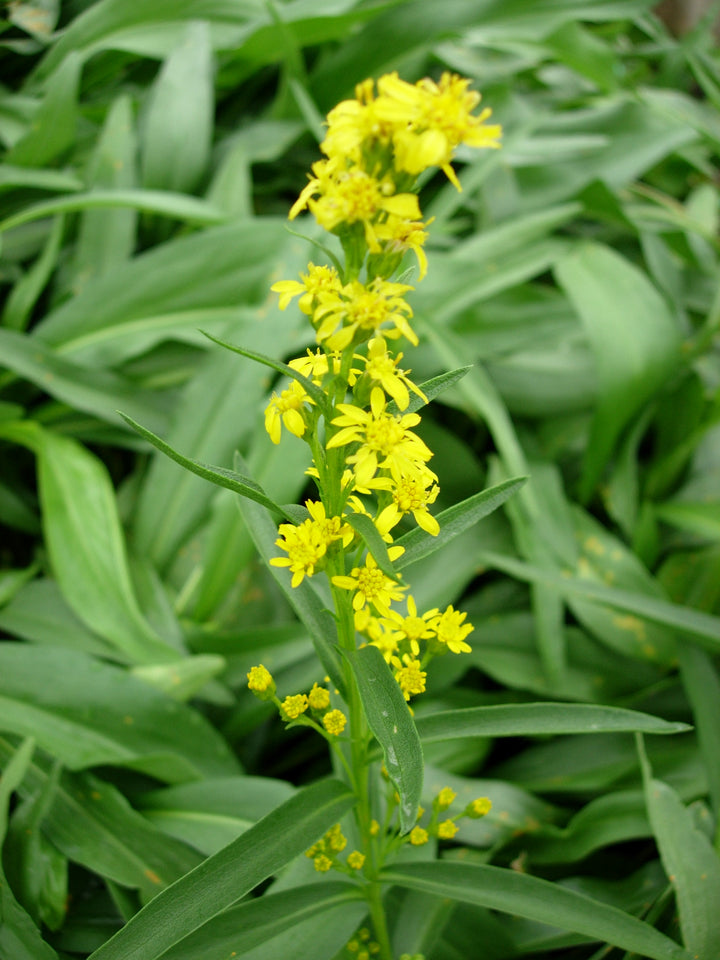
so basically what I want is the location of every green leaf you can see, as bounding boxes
[0,189,227,235]
[555,243,681,500]
[382,862,692,960]
[30,428,180,663]
[348,644,422,834]
[6,52,80,167]
[149,883,364,960]
[120,413,301,523]
[141,21,213,194]
[0,643,239,781]
[387,364,473,416]
[395,476,527,570]
[201,331,331,416]
[414,703,690,743]
[2,214,65,332]
[639,738,720,958]
[0,740,202,899]
[0,739,58,960]
[0,331,171,433]
[88,778,355,960]
[478,551,720,651]
[346,512,399,581]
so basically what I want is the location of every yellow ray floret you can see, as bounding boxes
[327,388,432,486]
[332,552,406,617]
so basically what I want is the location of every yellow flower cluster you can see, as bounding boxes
[263,71,498,703]
[306,823,365,875]
[246,668,347,737]
[399,785,492,847]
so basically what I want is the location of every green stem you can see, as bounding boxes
[366,880,394,960]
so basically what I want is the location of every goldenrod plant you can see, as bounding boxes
[1,4,719,960]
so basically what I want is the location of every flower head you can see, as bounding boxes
[409,826,429,846]
[314,278,416,351]
[264,379,313,445]
[247,664,275,699]
[466,797,492,819]
[437,820,458,840]
[432,605,474,654]
[332,552,406,617]
[391,653,427,701]
[281,694,309,720]
[322,709,347,736]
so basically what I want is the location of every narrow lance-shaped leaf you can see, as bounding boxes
[152,883,365,960]
[202,330,332,416]
[395,476,527,570]
[414,703,690,744]
[120,414,304,524]
[382,862,692,960]
[387,364,473,416]
[348,644,423,834]
[88,779,355,960]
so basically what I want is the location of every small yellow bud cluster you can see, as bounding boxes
[246,670,347,738]
[306,824,365,875]
[400,787,492,848]
[345,925,381,958]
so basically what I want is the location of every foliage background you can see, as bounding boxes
[0,0,719,958]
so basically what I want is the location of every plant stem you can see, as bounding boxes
[366,880,394,960]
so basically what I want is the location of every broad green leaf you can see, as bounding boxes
[382,862,692,960]
[395,476,527,570]
[639,739,720,958]
[346,512,399,581]
[120,413,302,523]
[141,21,213,194]
[478,551,720,651]
[73,94,137,287]
[348,644,423,834]
[0,740,202,899]
[88,778,355,960]
[0,737,34,843]
[414,703,690,743]
[556,243,681,500]
[0,189,227,235]
[149,883,364,960]
[0,643,239,781]
[30,428,180,663]
[6,52,80,167]
[139,776,295,856]
[0,166,82,192]
[0,331,172,433]
[131,655,227,702]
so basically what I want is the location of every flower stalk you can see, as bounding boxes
[247,71,498,957]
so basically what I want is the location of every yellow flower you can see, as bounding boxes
[271,262,342,313]
[347,850,366,870]
[332,552,406,617]
[246,664,275,698]
[281,694,309,720]
[437,819,458,840]
[322,709,347,736]
[327,388,433,487]
[313,854,333,872]
[409,826,429,846]
[373,215,431,280]
[308,682,330,711]
[314,278,417,351]
[381,595,437,657]
[433,604,474,654]
[264,379,312,445]
[466,797,492,819]
[362,336,427,411]
[289,160,421,253]
[376,71,502,190]
[369,819,380,836]
[270,502,351,588]
[436,787,456,811]
[289,348,342,384]
[391,653,427,701]
[377,472,440,536]
[325,824,347,852]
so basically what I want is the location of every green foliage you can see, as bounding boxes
[0,0,719,957]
